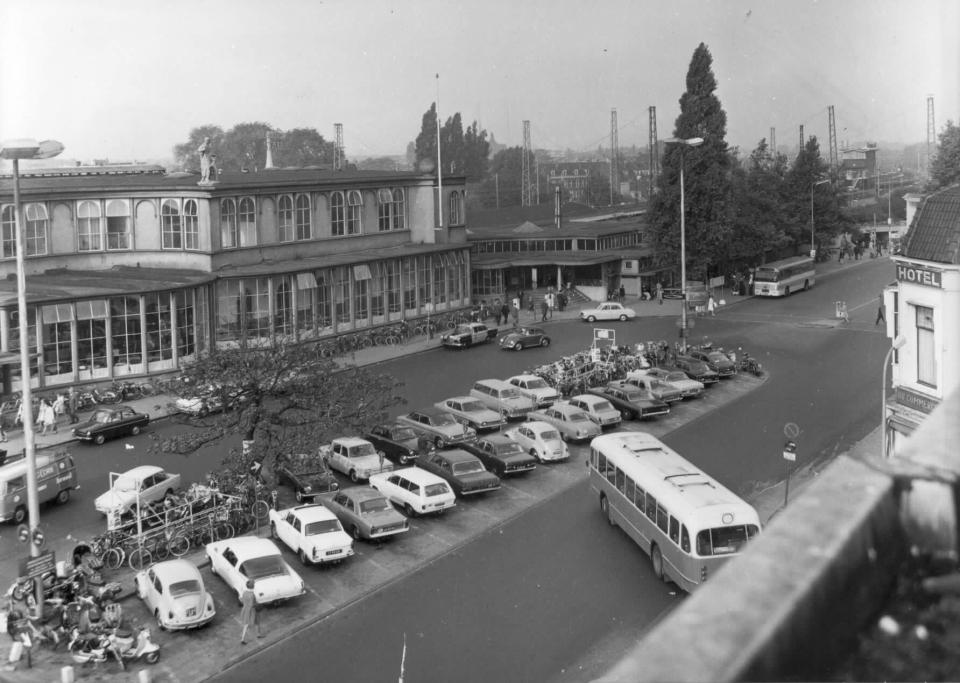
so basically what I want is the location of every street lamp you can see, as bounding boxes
[810,178,831,258]
[0,138,64,614]
[881,334,907,458]
[664,136,703,353]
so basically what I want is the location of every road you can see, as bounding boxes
[209,260,892,683]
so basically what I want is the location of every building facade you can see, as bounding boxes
[883,185,960,456]
[0,164,470,394]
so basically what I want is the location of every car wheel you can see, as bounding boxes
[586,315,597,323]
[561,433,571,443]
[94,434,106,445]
[540,337,550,347]
[55,489,70,505]
[620,408,636,420]
[349,470,359,483]
[131,425,141,436]
[434,436,444,449]
[513,342,523,351]
[619,315,628,321]
[298,548,309,565]
[530,448,541,463]
[399,453,412,465]
[349,524,361,540]
[12,505,26,525]
[145,651,160,665]
[651,543,665,581]
[404,503,417,518]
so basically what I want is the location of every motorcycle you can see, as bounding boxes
[107,625,161,668]
[67,628,112,666]
[738,353,764,377]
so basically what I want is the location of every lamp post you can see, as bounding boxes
[1,138,64,614]
[881,334,907,458]
[810,178,831,258]
[664,137,703,353]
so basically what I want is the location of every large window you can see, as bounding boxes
[418,256,432,309]
[238,197,256,246]
[78,201,102,251]
[175,290,196,359]
[41,304,74,378]
[295,194,311,240]
[216,280,243,342]
[1,205,15,258]
[433,255,447,304]
[449,191,463,226]
[106,200,131,250]
[334,267,350,325]
[76,300,109,374]
[330,192,345,236]
[384,260,401,313]
[377,189,405,231]
[393,189,405,230]
[25,203,48,255]
[371,264,385,317]
[917,306,936,387]
[278,196,295,242]
[183,199,199,250]
[111,296,142,366]
[275,277,294,336]
[296,272,318,337]
[221,199,238,248]
[161,200,182,249]
[144,293,173,362]
[353,270,369,323]
[346,191,362,234]
[403,258,417,311]
[244,278,271,339]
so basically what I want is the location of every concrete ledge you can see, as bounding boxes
[598,454,904,683]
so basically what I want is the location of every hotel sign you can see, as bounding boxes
[895,387,940,415]
[896,263,942,288]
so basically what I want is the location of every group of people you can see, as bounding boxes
[2,387,81,442]
[489,287,570,328]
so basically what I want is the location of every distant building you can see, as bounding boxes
[840,143,879,192]
[544,162,608,204]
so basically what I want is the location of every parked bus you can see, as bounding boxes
[587,432,760,591]
[752,255,816,297]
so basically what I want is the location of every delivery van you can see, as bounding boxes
[0,450,78,524]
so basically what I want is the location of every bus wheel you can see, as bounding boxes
[784,286,791,296]
[599,495,615,526]
[56,489,70,505]
[651,543,665,581]
[13,505,27,525]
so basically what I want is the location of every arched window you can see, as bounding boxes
[330,192,345,236]
[183,199,199,250]
[238,197,256,246]
[161,199,182,249]
[77,200,102,251]
[1,205,15,258]
[377,189,392,232]
[220,198,238,248]
[347,190,362,234]
[106,199,130,250]
[295,194,311,240]
[392,188,405,230]
[278,195,294,242]
[24,203,49,255]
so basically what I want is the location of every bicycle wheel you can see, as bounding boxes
[168,534,191,558]
[251,500,270,523]
[152,540,170,561]
[215,522,235,540]
[102,548,124,570]
[385,335,400,346]
[128,547,152,571]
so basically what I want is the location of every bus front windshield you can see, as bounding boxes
[753,268,779,283]
[696,524,760,556]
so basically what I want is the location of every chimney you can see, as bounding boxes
[264,131,275,170]
[554,185,562,230]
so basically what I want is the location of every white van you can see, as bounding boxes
[469,379,536,420]
[0,450,79,524]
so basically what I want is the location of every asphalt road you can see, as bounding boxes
[210,261,892,683]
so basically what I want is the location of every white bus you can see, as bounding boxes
[752,255,816,297]
[588,432,760,592]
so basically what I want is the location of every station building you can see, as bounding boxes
[0,163,469,395]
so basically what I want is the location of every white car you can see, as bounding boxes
[505,421,570,463]
[506,374,560,408]
[368,467,457,517]
[94,466,182,516]
[268,504,354,566]
[321,437,394,482]
[566,394,623,429]
[527,403,602,443]
[637,368,705,399]
[135,559,216,631]
[205,536,305,606]
[579,302,637,322]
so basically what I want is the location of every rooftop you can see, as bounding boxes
[901,184,960,265]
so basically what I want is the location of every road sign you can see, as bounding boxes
[18,550,55,581]
[783,423,800,439]
[783,440,797,462]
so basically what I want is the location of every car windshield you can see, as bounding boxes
[452,461,485,475]
[523,378,549,389]
[623,392,645,402]
[495,443,525,456]
[500,388,523,399]
[431,413,457,425]
[348,443,377,458]
[239,555,287,580]
[425,483,450,497]
[113,476,138,491]
[305,519,342,535]
[168,579,202,598]
[539,430,561,441]
[708,352,726,362]
[91,410,114,424]
[567,413,590,422]
[391,427,417,441]
[460,401,487,412]
[359,497,392,513]
[591,400,613,412]
[666,372,688,382]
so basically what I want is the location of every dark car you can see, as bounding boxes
[498,326,551,351]
[275,453,340,503]
[73,405,150,445]
[459,434,537,477]
[586,383,670,420]
[319,487,409,541]
[440,322,498,349]
[364,423,421,466]
[416,449,500,496]
[674,355,721,384]
[687,349,737,377]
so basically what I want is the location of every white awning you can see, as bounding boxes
[42,303,74,323]
[75,299,108,320]
[296,272,317,289]
[353,264,373,281]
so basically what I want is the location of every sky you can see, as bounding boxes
[2,0,958,165]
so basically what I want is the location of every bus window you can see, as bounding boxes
[656,504,668,534]
[681,525,690,552]
[615,468,625,493]
[595,451,603,470]
[624,478,635,504]
[8,476,24,492]
[696,525,757,556]
[606,464,617,486]
[633,485,645,510]
[669,516,680,544]
[645,494,657,521]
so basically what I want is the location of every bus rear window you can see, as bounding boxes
[696,525,759,556]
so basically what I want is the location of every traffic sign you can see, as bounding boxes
[783,423,800,439]
[783,440,797,462]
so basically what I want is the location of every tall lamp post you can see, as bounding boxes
[810,178,831,258]
[881,335,907,458]
[1,138,64,613]
[664,137,703,353]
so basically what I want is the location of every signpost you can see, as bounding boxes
[782,422,800,507]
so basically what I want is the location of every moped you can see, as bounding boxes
[107,625,161,667]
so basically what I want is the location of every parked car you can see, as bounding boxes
[440,322,498,349]
[469,379,536,420]
[499,326,550,351]
[416,449,501,497]
[320,487,409,541]
[268,504,354,566]
[674,355,721,384]
[397,407,477,449]
[505,421,570,463]
[94,465,181,516]
[205,536,306,605]
[687,349,737,377]
[579,302,636,322]
[506,374,560,408]
[135,559,216,631]
[320,437,394,482]
[275,453,339,503]
[637,368,705,399]
[434,396,503,432]
[621,373,684,403]
[73,405,150,445]
[586,383,670,420]
[566,394,623,429]
[368,467,457,517]
[459,434,538,477]
[363,423,422,466]
[526,403,602,443]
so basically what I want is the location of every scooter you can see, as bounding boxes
[67,628,112,666]
[107,625,161,667]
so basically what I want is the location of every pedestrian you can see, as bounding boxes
[36,398,56,435]
[619,285,625,303]
[500,301,510,326]
[510,305,519,330]
[839,301,850,324]
[239,579,262,644]
[707,294,717,316]
[540,298,548,322]
[655,281,663,305]
[68,387,79,424]
[518,291,524,311]
[0,418,7,443]
[511,296,520,313]
[52,393,66,419]
[557,291,566,312]
[875,294,886,326]
[545,291,555,319]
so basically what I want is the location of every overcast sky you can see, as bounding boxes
[2,0,957,164]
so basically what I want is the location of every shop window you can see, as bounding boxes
[144,293,173,362]
[110,296,142,366]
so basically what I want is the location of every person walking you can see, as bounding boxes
[239,579,262,644]
[52,393,66,420]
[618,285,626,303]
[707,294,717,316]
[500,300,510,327]
[839,301,850,324]
[545,291,555,320]
[875,294,886,326]
[540,298,549,322]
[37,398,55,435]
[510,305,520,330]
[68,387,79,424]
[655,281,663,305]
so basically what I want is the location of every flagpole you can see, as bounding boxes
[436,73,443,228]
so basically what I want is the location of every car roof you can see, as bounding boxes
[385,466,446,485]
[551,403,582,414]
[521,420,556,433]
[332,436,372,447]
[429,449,479,464]
[410,406,446,417]
[570,394,605,404]
[338,486,385,502]
[287,504,338,522]
[216,536,280,559]
[120,465,164,478]
[148,559,203,581]
[508,374,541,382]
[442,396,480,404]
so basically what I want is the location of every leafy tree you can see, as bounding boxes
[928,120,960,190]
[173,123,338,172]
[172,125,226,172]
[414,104,439,173]
[413,105,490,180]
[158,338,405,482]
[785,136,851,253]
[476,146,526,208]
[463,121,490,180]
[648,43,734,282]
[275,128,336,168]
